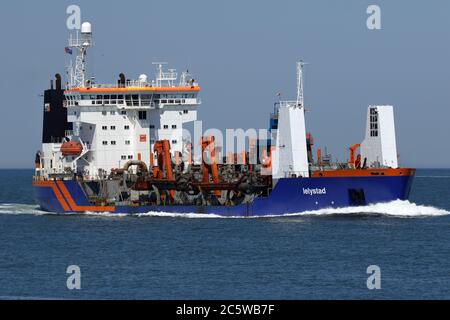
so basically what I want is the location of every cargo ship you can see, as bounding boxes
[32,22,415,216]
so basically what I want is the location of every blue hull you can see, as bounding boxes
[33,174,414,217]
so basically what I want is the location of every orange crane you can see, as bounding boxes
[153,140,175,198]
[349,143,361,168]
[317,148,322,167]
[201,136,221,197]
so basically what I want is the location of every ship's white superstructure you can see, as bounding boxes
[360,105,399,168]
[39,22,200,179]
[271,62,310,178]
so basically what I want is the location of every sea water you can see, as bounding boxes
[0,169,449,299]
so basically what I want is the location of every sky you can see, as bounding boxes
[0,0,449,168]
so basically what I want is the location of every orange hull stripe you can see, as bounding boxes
[312,168,415,178]
[33,181,71,211]
[56,181,115,212]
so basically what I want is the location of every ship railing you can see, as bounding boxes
[278,100,303,108]
[283,171,310,178]
[122,101,156,109]
[157,98,201,106]
[50,137,65,144]
[67,81,200,90]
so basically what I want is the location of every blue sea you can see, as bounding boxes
[0,169,449,300]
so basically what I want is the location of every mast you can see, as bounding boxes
[68,22,93,88]
[296,60,306,107]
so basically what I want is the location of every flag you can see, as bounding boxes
[65,47,73,55]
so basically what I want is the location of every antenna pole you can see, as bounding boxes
[68,23,93,88]
[296,61,305,107]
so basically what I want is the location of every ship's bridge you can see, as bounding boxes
[64,87,201,109]
[65,76,200,109]
[64,64,201,109]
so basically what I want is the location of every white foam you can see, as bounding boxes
[0,203,49,215]
[136,211,224,219]
[0,200,448,218]
[87,200,450,219]
[81,211,128,218]
[279,200,450,218]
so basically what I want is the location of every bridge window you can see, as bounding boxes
[125,95,132,106]
[138,111,147,120]
[124,125,130,130]
[132,95,139,106]
[369,108,378,137]
[102,141,108,145]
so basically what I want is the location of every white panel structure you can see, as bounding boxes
[360,105,399,168]
[272,103,309,178]
[39,22,203,179]
[271,61,309,179]
[63,90,201,179]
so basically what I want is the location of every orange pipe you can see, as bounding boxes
[227,152,234,165]
[186,143,192,165]
[349,143,361,167]
[201,136,220,196]
[153,140,175,199]
[317,148,322,167]
[162,140,175,199]
[153,141,164,179]
[249,138,256,165]
[241,151,247,165]
[162,140,173,180]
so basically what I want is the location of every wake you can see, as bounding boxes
[281,200,450,218]
[0,200,448,218]
[0,203,48,215]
